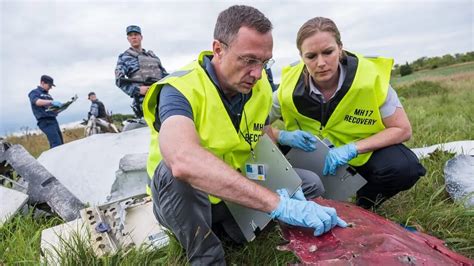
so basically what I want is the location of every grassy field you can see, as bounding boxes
[1,63,473,264]
[391,61,474,86]
[376,62,474,258]
[4,127,86,158]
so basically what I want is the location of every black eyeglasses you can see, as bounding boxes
[220,40,275,70]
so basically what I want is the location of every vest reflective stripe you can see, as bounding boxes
[125,48,163,81]
[143,51,272,202]
[278,53,393,166]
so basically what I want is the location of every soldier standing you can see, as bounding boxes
[115,25,168,118]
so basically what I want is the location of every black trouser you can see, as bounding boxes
[354,144,426,209]
[151,161,324,265]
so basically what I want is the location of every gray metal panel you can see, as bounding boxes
[3,145,85,221]
[0,186,28,225]
[224,134,302,242]
[286,138,367,202]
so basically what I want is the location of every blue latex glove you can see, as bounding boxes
[278,130,317,152]
[270,189,347,236]
[51,100,62,107]
[291,187,306,201]
[323,143,358,176]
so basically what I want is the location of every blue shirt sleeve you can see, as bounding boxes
[28,89,40,105]
[158,84,194,124]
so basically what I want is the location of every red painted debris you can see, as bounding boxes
[280,198,473,265]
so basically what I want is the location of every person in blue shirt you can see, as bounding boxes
[28,75,64,148]
[115,25,168,118]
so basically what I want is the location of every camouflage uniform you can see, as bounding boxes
[115,48,168,117]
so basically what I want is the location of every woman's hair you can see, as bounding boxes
[296,17,346,88]
[296,17,344,55]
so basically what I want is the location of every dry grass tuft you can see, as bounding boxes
[5,127,85,158]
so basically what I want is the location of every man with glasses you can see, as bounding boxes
[143,5,346,264]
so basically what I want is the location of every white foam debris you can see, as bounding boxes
[411,141,474,159]
[37,127,150,205]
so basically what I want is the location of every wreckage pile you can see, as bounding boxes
[0,141,84,222]
[0,129,169,262]
[1,131,473,263]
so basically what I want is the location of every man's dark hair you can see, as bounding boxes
[214,5,272,45]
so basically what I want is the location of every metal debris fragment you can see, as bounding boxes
[444,154,474,207]
[0,143,84,221]
[41,195,169,262]
[308,245,317,253]
[280,198,474,265]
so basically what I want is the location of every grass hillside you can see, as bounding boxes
[393,62,473,148]
[1,63,473,264]
[392,61,474,86]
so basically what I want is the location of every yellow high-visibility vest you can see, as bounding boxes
[143,51,272,202]
[277,52,393,166]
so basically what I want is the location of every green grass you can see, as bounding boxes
[396,80,448,98]
[378,150,474,255]
[5,127,85,158]
[381,63,474,256]
[392,61,474,86]
[0,214,295,265]
[400,77,473,148]
[224,226,297,264]
[1,63,473,264]
[0,211,63,264]
[43,231,188,265]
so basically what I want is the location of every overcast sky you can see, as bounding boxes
[0,0,472,136]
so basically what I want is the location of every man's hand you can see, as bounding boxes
[323,143,358,176]
[278,130,317,152]
[139,85,150,95]
[270,189,347,236]
[51,100,62,107]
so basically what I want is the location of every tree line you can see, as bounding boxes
[393,51,474,76]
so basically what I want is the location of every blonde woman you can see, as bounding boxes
[272,17,426,209]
